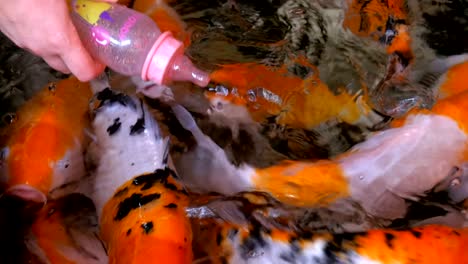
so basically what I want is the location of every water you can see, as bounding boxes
[0,1,467,262]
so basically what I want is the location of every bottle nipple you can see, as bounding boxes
[142,32,210,87]
[168,54,211,87]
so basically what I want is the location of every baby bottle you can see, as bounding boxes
[70,0,210,88]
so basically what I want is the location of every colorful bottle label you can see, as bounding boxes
[119,15,138,40]
[74,0,112,25]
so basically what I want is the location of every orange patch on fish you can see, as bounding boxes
[270,229,292,243]
[343,0,407,41]
[209,61,364,129]
[391,61,468,128]
[31,207,77,264]
[100,170,192,264]
[386,24,412,58]
[438,62,468,99]
[355,225,468,264]
[251,160,349,207]
[430,90,468,134]
[1,77,92,197]
[191,219,235,263]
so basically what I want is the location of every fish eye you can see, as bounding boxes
[1,113,17,125]
[450,177,461,188]
[48,83,57,93]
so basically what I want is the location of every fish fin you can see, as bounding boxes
[47,173,96,200]
[171,104,252,194]
[24,232,52,264]
[27,194,108,264]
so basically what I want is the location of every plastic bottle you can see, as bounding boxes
[70,0,210,88]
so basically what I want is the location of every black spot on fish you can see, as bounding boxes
[239,224,267,260]
[164,183,178,191]
[164,203,177,209]
[64,164,69,168]
[452,230,460,236]
[289,239,301,254]
[113,187,129,198]
[410,230,422,239]
[107,118,121,136]
[126,229,132,236]
[167,168,180,179]
[280,250,299,263]
[114,193,161,221]
[216,232,223,246]
[312,256,328,264]
[131,163,135,166]
[141,222,154,234]
[132,169,171,191]
[228,229,239,240]
[96,88,136,109]
[299,231,313,240]
[384,233,395,249]
[130,117,145,135]
[323,232,364,262]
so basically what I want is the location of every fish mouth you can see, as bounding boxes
[6,184,47,203]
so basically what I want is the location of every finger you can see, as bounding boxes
[43,55,71,74]
[60,22,104,82]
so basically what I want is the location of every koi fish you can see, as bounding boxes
[171,54,468,220]
[0,77,92,203]
[25,193,108,264]
[87,87,192,264]
[191,218,468,264]
[207,59,380,131]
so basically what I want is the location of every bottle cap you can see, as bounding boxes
[141,31,210,87]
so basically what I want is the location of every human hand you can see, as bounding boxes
[0,0,118,82]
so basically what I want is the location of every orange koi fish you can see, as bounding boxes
[88,88,192,264]
[192,219,468,264]
[0,77,92,203]
[25,193,107,264]
[207,59,374,131]
[173,55,468,220]
[438,61,468,99]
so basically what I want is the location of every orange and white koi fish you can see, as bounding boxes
[0,77,92,203]
[25,193,108,264]
[173,54,468,220]
[88,87,192,264]
[192,219,468,264]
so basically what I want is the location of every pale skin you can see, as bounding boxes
[0,0,118,82]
